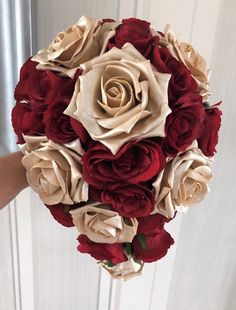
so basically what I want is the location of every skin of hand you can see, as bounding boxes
[0,152,28,210]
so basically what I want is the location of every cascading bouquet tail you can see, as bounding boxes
[11,16,222,280]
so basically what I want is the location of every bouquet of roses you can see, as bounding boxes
[11,16,222,280]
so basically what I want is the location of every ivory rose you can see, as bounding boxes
[160,24,211,100]
[70,202,138,244]
[32,16,118,77]
[100,256,144,280]
[65,43,171,154]
[152,147,213,218]
[21,136,88,205]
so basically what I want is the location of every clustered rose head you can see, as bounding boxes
[12,16,222,280]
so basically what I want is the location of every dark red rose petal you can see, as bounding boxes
[132,229,174,263]
[77,234,127,264]
[198,107,222,156]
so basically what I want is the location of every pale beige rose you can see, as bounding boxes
[32,16,118,78]
[20,136,88,205]
[100,256,144,281]
[160,24,211,100]
[152,148,213,219]
[70,202,138,244]
[65,43,171,154]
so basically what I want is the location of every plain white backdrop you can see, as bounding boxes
[1,0,235,309]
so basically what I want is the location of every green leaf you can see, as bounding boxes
[137,234,147,251]
[203,102,210,109]
[106,261,115,268]
[124,243,132,256]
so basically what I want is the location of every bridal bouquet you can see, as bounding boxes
[11,16,222,280]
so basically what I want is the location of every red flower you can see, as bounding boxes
[44,97,89,144]
[101,183,155,218]
[12,58,82,143]
[77,234,127,264]
[14,58,77,114]
[82,139,166,188]
[132,228,174,263]
[198,107,222,156]
[163,93,205,156]
[149,47,197,107]
[45,203,74,227]
[137,213,170,235]
[108,18,157,56]
[11,101,45,144]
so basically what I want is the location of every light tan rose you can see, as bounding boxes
[20,136,88,205]
[70,202,138,244]
[160,24,211,100]
[152,148,213,219]
[64,43,171,154]
[100,256,144,281]
[32,16,118,78]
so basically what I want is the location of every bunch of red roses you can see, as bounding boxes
[12,16,222,280]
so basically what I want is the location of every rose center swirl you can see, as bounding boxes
[98,75,136,117]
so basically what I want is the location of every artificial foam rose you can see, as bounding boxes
[77,234,127,264]
[152,147,213,219]
[82,139,166,189]
[198,107,222,156]
[21,136,88,205]
[137,213,169,235]
[149,47,197,106]
[64,43,171,155]
[12,101,45,144]
[100,256,144,280]
[45,203,74,227]
[70,202,138,244]
[14,58,78,114]
[132,228,174,263]
[100,183,155,218]
[108,18,157,56]
[160,25,211,100]
[163,93,205,156]
[32,16,118,78]
[44,96,89,145]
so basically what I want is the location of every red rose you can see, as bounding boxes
[163,93,205,156]
[132,229,174,263]
[70,118,91,146]
[198,107,222,156]
[150,47,197,107]
[11,101,45,144]
[108,18,157,56]
[77,234,127,264]
[45,203,74,227]
[101,183,155,218]
[82,139,166,189]
[137,213,170,235]
[44,96,89,144]
[14,58,80,114]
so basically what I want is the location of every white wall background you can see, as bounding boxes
[1,0,236,309]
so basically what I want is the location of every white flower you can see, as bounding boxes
[21,136,88,205]
[70,202,138,243]
[65,43,171,154]
[152,147,213,218]
[32,16,118,78]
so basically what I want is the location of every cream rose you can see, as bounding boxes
[32,16,118,78]
[70,202,138,244]
[21,136,88,205]
[65,43,171,154]
[100,256,144,281]
[160,24,211,100]
[152,148,213,218]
